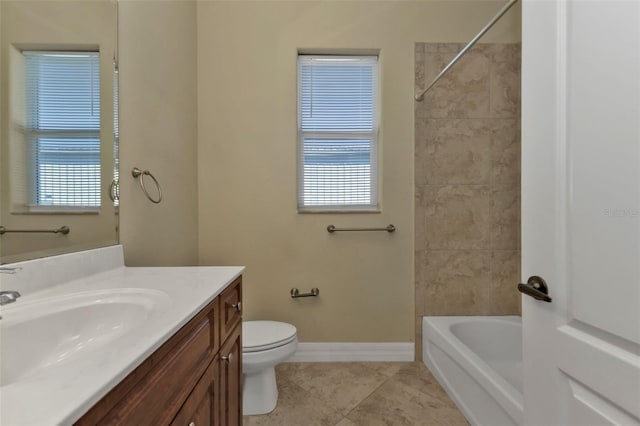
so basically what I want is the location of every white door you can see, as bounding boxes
[521,0,640,425]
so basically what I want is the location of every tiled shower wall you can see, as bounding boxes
[414,43,521,360]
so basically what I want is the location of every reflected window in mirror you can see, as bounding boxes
[0,0,118,264]
[24,51,101,210]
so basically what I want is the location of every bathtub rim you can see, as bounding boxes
[422,315,523,425]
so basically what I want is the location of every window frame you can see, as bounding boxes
[296,54,380,213]
[23,50,102,212]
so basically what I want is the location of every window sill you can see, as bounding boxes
[297,207,381,214]
[12,205,100,215]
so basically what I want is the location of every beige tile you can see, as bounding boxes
[415,188,428,250]
[490,186,520,250]
[423,43,464,53]
[417,119,492,185]
[415,249,427,316]
[393,363,456,404]
[242,378,342,426]
[415,118,428,184]
[423,250,491,315]
[254,363,469,426]
[417,47,490,119]
[489,250,521,315]
[415,48,455,118]
[275,362,303,382]
[361,362,410,378]
[415,51,425,90]
[334,418,357,426]
[282,363,389,416]
[422,185,491,250]
[490,44,521,118]
[346,377,468,426]
[490,119,520,185]
[415,315,423,362]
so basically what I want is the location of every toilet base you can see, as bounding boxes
[243,367,278,416]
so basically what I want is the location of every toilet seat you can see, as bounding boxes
[243,321,297,353]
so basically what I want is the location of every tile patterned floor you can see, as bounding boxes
[242,362,469,426]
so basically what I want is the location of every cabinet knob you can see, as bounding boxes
[230,302,241,312]
[222,353,233,362]
[188,422,195,426]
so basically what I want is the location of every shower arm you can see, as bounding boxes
[414,0,519,102]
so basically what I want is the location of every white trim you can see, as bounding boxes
[288,342,414,363]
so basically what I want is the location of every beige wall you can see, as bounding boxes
[0,1,118,263]
[197,1,520,343]
[118,0,199,266]
[414,42,522,359]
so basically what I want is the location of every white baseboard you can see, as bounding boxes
[288,342,415,363]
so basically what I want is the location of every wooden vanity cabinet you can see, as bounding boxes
[76,276,242,426]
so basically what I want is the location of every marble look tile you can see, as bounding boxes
[490,44,521,118]
[423,250,491,315]
[415,189,428,250]
[415,118,428,183]
[490,186,520,250]
[423,43,464,53]
[415,43,425,55]
[252,362,469,425]
[421,185,491,250]
[335,418,358,426]
[416,47,490,119]
[242,378,342,426]
[415,249,427,316]
[490,119,521,185]
[281,363,389,415]
[346,377,468,426]
[489,250,521,315]
[415,52,425,91]
[362,362,410,378]
[414,44,521,322]
[416,119,492,185]
[393,363,460,408]
[415,316,423,362]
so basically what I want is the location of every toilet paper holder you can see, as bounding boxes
[290,288,320,298]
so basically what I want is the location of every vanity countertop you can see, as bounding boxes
[0,246,244,426]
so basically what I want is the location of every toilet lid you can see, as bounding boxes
[243,321,297,353]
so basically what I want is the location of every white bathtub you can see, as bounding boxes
[422,316,523,426]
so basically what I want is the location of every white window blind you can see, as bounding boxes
[297,55,379,211]
[24,51,101,208]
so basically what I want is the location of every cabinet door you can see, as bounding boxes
[219,325,242,426]
[170,358,219,426]
[220,277,242,343]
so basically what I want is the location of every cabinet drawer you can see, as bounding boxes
[77,298,219,426]
[220,277,242,343]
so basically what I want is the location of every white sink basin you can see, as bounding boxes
[0,289,170,386]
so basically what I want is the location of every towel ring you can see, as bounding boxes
[131,167,162,204]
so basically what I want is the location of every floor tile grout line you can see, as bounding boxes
[281,363,396,422]
[341,372,394,422]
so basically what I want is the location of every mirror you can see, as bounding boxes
[0,0,118,264]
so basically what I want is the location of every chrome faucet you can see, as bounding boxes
[0,291,21,305]
[0,267,22,311]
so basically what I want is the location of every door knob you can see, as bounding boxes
[517,276,552,302]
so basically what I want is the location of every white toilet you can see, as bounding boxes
[242,320,298,416]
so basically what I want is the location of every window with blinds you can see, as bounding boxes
[24,51,101,208]
[297,55,379,211]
